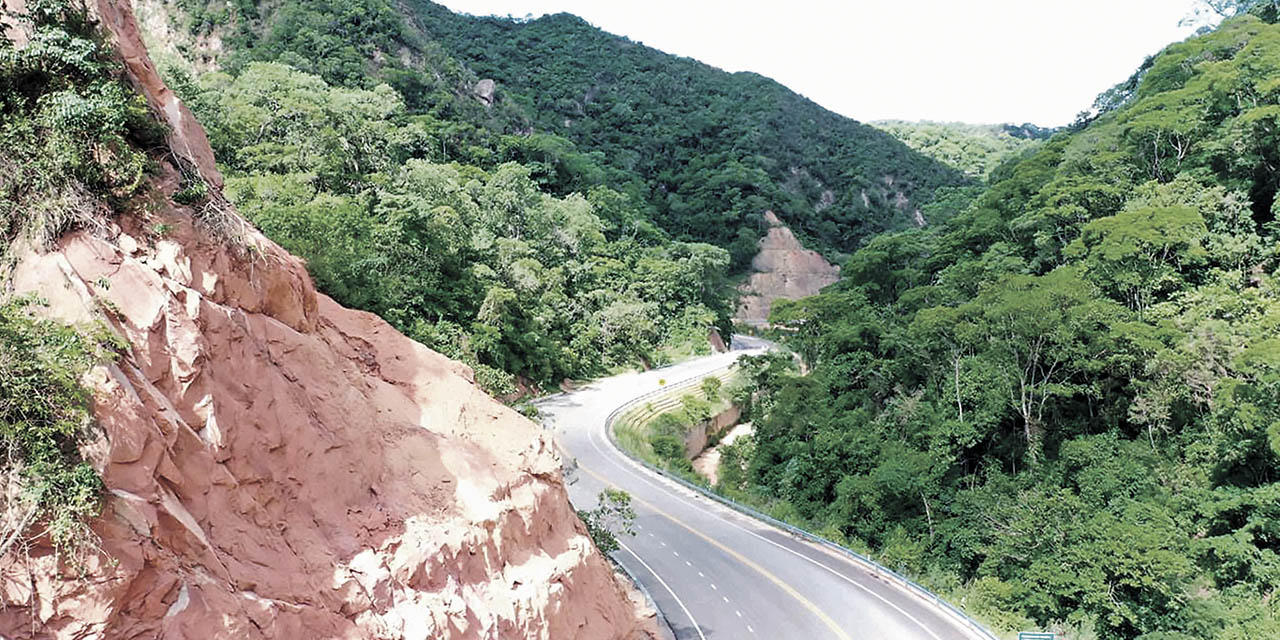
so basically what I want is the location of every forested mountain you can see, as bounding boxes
[871,120,1052,179]
[140,0,967,392]
[723,11,1280,639]
[400,3,971,257]
[162,0,968,259]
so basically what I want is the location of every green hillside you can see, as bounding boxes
[143,0,968,390]
[401,4,971,258]
[871,120,1051,179]
[729,12,1280,639]
[165,0,968,261]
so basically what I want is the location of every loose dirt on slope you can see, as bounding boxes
[735,211,840,327]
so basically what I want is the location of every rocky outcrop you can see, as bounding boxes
[734,211,840,326]
[473,79,497,106]
[0,3,655,638]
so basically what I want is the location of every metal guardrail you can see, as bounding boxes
[602,363,1001,640]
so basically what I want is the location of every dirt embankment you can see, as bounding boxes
[0,2,656,637]
[735,211,840,326]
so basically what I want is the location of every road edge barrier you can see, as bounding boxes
[602,363,1001,640]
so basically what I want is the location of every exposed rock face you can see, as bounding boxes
[0,3,655,638]
[90,0,222,189]
[473,79,497,106]
[735,211,840,326]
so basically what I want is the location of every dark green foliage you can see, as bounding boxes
[0,0,158,246]
[404,4,970,253]
[172,0,967,256]
[741,15,1280,639]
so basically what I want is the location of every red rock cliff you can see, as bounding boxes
[734,211,840,327]
[0,2,654,638]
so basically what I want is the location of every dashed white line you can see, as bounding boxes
[697,571,704,577]
[722,596,729,603]
[748,625,755,633]
[710,583,717,590]
[618,541,707,640]
[582,403,948,640]
[673,551,680,557]
[736,610,742,618]
[685,561,691,567]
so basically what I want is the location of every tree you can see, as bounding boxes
[1065,206,1208,317]
[701,376,722,402]
[950,268,1130,463]
[576,489,636,554]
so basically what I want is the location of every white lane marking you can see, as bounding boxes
[736,610,742,618]
[697,571,704,577]
[685,561,692,567]
[584,398,949,640]
[673,551,679,557]
[748,625,755,633]
[619,541,707,640]
[722,596,729,603]
[710,583,717,590]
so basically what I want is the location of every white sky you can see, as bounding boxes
[434,1,1217,127]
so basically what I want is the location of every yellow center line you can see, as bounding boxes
[580,465,854,640]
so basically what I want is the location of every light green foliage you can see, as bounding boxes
[872,120,1050,179]
[701,376,722,402]
[576,488,635,554]
[181,62,732,392]
[0,297,115,559]
[739,14,1280,640]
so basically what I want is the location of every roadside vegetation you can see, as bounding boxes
[577,488,636,554]
[731,7,1280,639]
[612,369,738,475]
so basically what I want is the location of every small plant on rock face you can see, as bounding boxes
[576,488,635,554]
[0,296,114,563]
[172,177,209,205]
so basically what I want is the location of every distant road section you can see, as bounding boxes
[538,344,995,640]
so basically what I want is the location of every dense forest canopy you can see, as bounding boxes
[400,3,971,258]
[144,0,971,390]
[168,0,968,261]
[870,120,1052,179]
[725,12,1280,639]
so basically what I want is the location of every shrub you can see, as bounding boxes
[0,296,116,560]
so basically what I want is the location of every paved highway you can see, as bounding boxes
[537,345,993,640]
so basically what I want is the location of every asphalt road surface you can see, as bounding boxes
[538,343,993,640]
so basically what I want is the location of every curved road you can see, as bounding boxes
[537,346,992,640]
